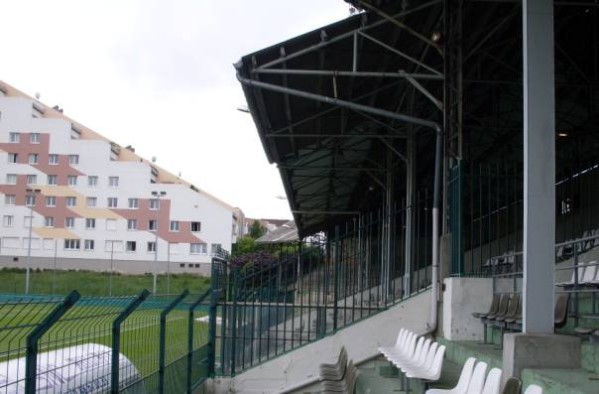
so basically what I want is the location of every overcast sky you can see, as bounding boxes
[0,0,351,219]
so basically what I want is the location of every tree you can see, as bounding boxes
[248,221,266,239]
[233,236,257,256]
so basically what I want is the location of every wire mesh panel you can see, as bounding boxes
[0,290,211,394]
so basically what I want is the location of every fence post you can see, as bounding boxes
[25,290,80,394]
[333,225,340,332]
[187,289,211,393]
[158,290,189,394]
[111,289,150,394]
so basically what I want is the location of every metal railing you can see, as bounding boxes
[211,207,434,376]
[0,289,212,393]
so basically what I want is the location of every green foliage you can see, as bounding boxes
[248,220,267,239]
[232,236,258,256]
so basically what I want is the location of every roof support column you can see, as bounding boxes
[404,131,415,297]
[522,0,555,334]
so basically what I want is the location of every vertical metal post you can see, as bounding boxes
[405,131,415,295]
[112,289,150,393]
[25,291,80,394]
[159,290,189,394]
[187,289,211,393]
[52,239,57,295]
[25,189,40,295]
[522,0,555,333]
[333,226,340,331]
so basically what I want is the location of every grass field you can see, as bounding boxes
[0,268,211,296]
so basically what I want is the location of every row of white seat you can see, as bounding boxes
[378,328,445,382]
[379,328,544,394]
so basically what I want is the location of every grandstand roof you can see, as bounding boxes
[236,0,599,237]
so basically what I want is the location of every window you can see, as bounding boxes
[44,217,55,227]
[107,197,118,208]
[66,196,76,207]
[65,217,75,228]
[9,132,20,143]
[106,219,117,231]
[191,222,202,232]
[64,239,80,250]
[28,154,38,165]
[126,241,137,252]
[3,215,14,227]
[128,198,139,209]
[105,240,123,252]
[109,176,119,187]
[148,219,157,231]
[49,154,59,165]
[87,176,98,187]
[147,242,156,252]
[26,174,37,185]
[8,153,18,163]
[6,174,17,185]
[170,221,180,232]
[211,243,222,255]
[47,175,58,186]
[68,154,79,165]
[190,243,207,254]
[127,219,138,230]
[45,196,56,207]
[5,195,16,206]
[30,133,40,144]
[25,195,36,206]
[67,175,77,186]
[84,239,95,251]
[86,197,97,208]
[149,199,160,210]
[85,218,96,229]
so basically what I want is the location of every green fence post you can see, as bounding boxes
[111,289,150,394]
[333,225,340,332]
[187,289,211,393]
[158,290,189,394]
[25,290,80,394]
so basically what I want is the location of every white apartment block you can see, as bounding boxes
[0,81,236,275]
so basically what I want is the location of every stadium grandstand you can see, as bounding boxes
[209,0,599,392]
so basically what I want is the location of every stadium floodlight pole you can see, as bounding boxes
[151,191,167,294]
[25,188,41,295]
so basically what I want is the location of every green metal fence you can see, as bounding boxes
[213,203,434,376]
[0,289,212,393]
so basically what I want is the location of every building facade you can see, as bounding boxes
[0,81,234,275]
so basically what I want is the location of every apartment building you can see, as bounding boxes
[0,81,235,275]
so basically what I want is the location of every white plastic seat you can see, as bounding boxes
[465,361,487,394]
[523,384,543,394]
[383,332,417,362]
[481,368,502,394]
[425,357,475,394]
[381,330,413,357]
[403,342,438,374]
[389,336,425,367]
[378,328,408,354]
[396,339,431,372]
[581,262,597,284]
[590,266,599,285]
[556,266,586,287]
[405,344,445,381]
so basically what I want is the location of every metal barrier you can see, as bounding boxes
[0,289,211,393]
[212,205,434,376]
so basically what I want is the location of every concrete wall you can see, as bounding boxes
[209,290,432,394]
[443,277,493,341]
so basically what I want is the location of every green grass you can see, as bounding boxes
[0,268,211,296]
